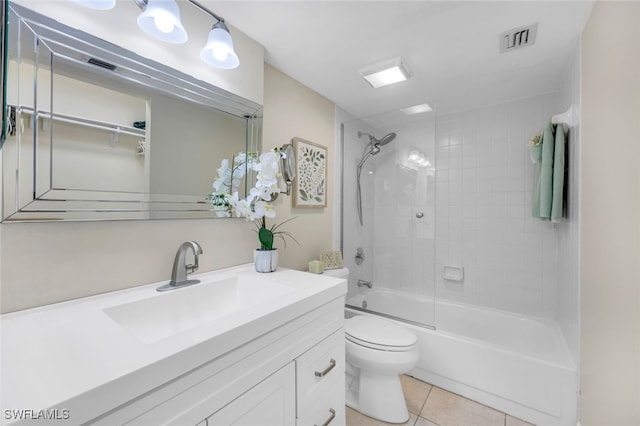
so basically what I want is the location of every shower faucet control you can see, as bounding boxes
[355,247,365,265]
[357,280,372,288]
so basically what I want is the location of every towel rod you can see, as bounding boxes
[551,106,576,127]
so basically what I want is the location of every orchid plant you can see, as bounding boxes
[207,149,297,251]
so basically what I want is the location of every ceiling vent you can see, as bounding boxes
[500,23,538,53]
[81,55,118,71]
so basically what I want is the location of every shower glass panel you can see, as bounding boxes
[341,113,436,329]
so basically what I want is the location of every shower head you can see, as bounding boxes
[358,130,396,147]
[355,131,396,227]
[376,132,396,146]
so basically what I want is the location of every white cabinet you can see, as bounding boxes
[91,297,345,426]
[296,328,345,426]
[206,363,296,426]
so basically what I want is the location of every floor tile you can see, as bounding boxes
[420,387,505,426]
[414,417,440,426]
[506,415,536,426]
[400,374,432,415]
[346,406,418,425]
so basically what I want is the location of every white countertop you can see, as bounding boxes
[0,264,346,425]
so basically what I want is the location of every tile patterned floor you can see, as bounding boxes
[346,375,535,426]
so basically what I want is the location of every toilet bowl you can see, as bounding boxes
[320,267,419,423]
[344,315,419,423]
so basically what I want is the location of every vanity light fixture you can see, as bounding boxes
[135,0,188,44]
[74,0,240,69]
[401,103,432,115]
[359,57,411,89]
[199,20,239,69]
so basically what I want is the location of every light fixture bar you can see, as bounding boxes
[185,0,223,23]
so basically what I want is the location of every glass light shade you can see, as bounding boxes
[200,23,240,69]
[137,0,188,44]
[72,0,116,10]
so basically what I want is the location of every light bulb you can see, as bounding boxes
[200,22,239,69]
[211,44,229,61]
[154,11,175,33]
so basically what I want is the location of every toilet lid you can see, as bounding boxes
[345,316,417,350]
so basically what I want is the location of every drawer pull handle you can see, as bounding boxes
[314,359,336,378]
[315,408,336,426]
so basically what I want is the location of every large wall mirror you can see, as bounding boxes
[1,4,262,221]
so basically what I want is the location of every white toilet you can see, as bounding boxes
[322,267,419,423]
[345,315,419,423]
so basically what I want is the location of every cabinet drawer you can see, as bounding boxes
[296,327,345,413]
[297,383,345,426]
[207,363,296,426]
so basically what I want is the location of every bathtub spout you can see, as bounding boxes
[357,280,373,288]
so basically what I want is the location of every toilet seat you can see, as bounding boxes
[346,316,417,352]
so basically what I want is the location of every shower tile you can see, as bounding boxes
[421,387,505,426]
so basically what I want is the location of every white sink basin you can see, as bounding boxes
[103,275,294,344]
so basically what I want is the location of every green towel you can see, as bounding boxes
[532,121,555,219]
[530,143,543,215]
[530,121,566,222]
[551,125,566,222]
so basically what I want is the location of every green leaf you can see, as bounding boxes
[299,189,308,201]
[258,227,274,250]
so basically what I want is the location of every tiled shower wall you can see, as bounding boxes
[434,93,563,320]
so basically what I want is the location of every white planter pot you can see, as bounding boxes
[254,249,278,273]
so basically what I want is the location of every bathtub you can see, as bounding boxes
[346,289,577,426]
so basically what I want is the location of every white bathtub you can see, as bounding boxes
[346,289,578,426]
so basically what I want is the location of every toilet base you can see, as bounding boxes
[345,362,410,424]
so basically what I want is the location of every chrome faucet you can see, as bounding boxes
[357,279,372,289]
[157,241,203,292]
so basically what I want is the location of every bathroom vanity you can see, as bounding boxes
[1,265,347,425]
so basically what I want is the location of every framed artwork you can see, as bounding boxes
[320,251,343,270]
[292,137,327,208]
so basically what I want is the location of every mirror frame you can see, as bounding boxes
[0,0,6,147]
[2,3,263,222]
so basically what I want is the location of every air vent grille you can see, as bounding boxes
[82,56,118,71]
[500,23,538,53]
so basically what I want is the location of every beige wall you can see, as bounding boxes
[580,2,640,425]
[261,64,336,271]
[0,64,336,313]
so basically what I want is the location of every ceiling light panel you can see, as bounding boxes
[360,57,411,89]
[401,103,432,115]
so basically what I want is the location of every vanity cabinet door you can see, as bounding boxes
[296,328,346,426]
[206,362,296,426]
[296,328,345,412]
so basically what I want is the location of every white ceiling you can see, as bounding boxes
[206,1,595,121]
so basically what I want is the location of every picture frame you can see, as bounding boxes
[320,251,343,270]
[292,137,327,208]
